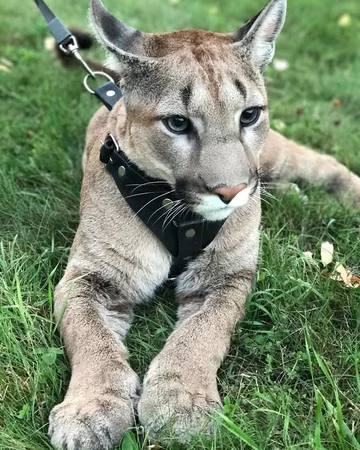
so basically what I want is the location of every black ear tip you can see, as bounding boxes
[90,0,107,17]
[233,10,262,42]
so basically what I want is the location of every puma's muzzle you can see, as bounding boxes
[176,173,260,221]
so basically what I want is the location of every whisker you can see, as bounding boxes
[163,204,188,232]
[248,193,261,208]
[162,204,182,232]
[149,199,183,225]
[152,199,183,226]
[125,190,167,200]
[162,203,185,232]
[132,190,176,221]
[127,181,170,194]
[261,189,277,201]
[259,192,277,206]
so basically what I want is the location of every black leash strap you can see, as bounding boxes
[33,0,122,111]
[34,0,72,45]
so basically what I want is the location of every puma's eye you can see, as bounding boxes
[163,116,190,134]
[240,107,261,127]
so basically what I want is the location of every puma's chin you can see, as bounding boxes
[198,208,235,222]
[194,188,251,222]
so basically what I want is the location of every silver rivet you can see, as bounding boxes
[185,228,196,238]
[118,166,126,177]
[106,90,116,97]
[162,198,173,210]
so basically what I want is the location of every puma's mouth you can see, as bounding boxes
[195,184,252,221]
[175,175,259,222]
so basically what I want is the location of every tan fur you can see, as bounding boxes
[49,1,360,449]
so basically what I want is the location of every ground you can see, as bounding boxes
[0,0,360,449]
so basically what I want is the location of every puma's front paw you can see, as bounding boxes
[138,361,221,443]
[49,373,140,450]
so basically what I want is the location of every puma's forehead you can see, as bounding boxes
[142,29,233,58]
[128,42,267,116]
[138,28,264,92]
[116,29,267,110]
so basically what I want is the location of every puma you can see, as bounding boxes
[48,0,360,448]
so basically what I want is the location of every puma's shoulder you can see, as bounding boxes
[83,106,110,171]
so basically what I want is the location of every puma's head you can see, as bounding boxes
[90,0,286,221]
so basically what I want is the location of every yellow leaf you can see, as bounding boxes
[335,263,351,284]
[0,64,10,72]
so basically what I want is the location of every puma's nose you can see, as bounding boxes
[214,183,248,204]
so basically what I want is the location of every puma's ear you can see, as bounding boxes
[233,0,287,72]
[89,0,157,76]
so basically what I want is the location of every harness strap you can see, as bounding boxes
[101,137,225,277]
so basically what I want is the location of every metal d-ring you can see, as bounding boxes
[83,71,115,94]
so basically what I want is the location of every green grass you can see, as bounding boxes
[1,0,360,448]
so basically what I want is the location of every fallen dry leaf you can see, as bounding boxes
[303,251,317,266]
[338,13,352,27]
[302,242,359,289]
[321,242,334,266]
[330,263,360,288]
[335,263,351,285]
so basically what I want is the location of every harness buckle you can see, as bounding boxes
[99,134,120,164]
[108,134,120,153]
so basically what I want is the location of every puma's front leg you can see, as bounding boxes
[49,265,140,450]
[139,207,260,442]
[262,129,360,205]
[139,278,254,441]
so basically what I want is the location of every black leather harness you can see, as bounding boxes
[99,135,225,277]
[33,0,226,278]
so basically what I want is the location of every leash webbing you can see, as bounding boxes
[33,0,123,110]
[34,0,72,45]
